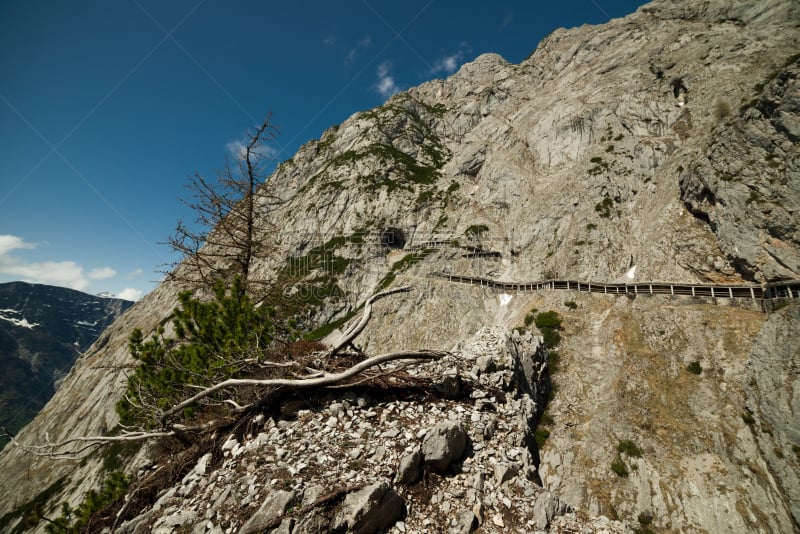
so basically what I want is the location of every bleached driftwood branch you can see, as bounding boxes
[159,349,443,425]
[329,286,413,354]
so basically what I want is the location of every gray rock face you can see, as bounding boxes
[421,421,469,473]
[681,59,800,281]
[395,449,423,485]
[239,489,299,533]
[745,303,800,527]
[532,490,571,530]
[508,329,550,419]
[332,481,405,534]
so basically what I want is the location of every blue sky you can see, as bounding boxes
[0,0,646,301]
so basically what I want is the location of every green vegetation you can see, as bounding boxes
[633,511,656,534]
[523,311,536,327]
[686,361,703,375]
[638,512,654,526]
[742,412,756,425]
[617,439,643,458]
[535,427,551,447]
[610,439,642,480]
[304,309,359,342]
[564,301,577,310]
[0,476,67,534]
[771,301,791,312]
[534,310,563,349]
[713,100,731,121]
[101,426,142,472]
[534,407,555,449]
[765,152,781,169]
[44,472,130,534]
[464,224,490,238]
[343,95,451,197]
[610,458,629,477]
[116,277,277,428]
[548,350,561,373]
[377,249,433,290]
[588,156,610,176]
[300,97,453,200]
[595,197,615,218]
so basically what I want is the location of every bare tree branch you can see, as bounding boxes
[330,286,413,354]
[159,349,444,425]
[163,115,282,295]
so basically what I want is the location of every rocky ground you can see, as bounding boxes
[116,328,630,534]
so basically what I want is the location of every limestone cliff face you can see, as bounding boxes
[681,57,800,281]
[1,0,799,532]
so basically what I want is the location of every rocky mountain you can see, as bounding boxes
[0,282,133,449]
[1,0,799,532]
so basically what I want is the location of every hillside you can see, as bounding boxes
[0,282,132,448]
[0,0,798,532]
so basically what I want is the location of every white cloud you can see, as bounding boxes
[431,53,461,74]
[0,234,36,256]
[345,35,372,65]
[323,36,336,47]
[118,288,143,301]
[127,268,144,279]
[0,234,116,293]
[501,14,513,29]
[430,44,472,76]
[226,140,279,162]
[0,258,90,291]
[89,267,116,280]
[375,62,402,98]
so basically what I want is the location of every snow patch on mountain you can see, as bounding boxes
[0,308,39,329]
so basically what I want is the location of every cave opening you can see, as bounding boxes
[380,227,406,250]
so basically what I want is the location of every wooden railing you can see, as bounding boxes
[431,272,800,301]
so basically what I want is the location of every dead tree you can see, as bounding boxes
[165,115,282,295]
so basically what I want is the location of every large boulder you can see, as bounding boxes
[332,481,405,533]
[240,489,299,533]
[421,420,469,473]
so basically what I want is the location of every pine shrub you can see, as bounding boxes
[116,276,277,428]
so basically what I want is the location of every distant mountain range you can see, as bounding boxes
[0,281,132,447]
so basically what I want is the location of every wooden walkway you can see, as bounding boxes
[431,272,800,301]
